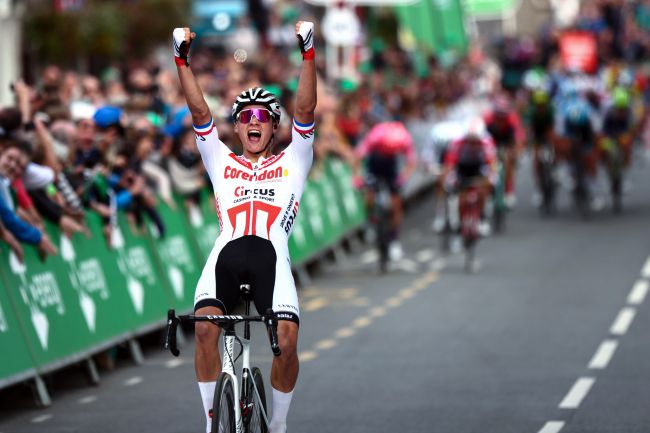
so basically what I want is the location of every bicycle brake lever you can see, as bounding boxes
[265,309,282,357]
[164,309,180,357]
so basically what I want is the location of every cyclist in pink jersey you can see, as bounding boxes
[353,121,417,260]
[173,22,316,433]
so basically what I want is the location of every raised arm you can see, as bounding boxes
[294,21,317,125]
[173,28,211,127]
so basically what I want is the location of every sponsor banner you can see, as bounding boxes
[287,187,320,264]
[311,169,348,243]
[0,257,38,385]
[113,213,175,329]
[559,31,598,74]
[0,219,129,371]
[323,158,366,228]
[149,199,204,312]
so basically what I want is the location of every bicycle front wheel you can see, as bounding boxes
[212,373,236,433]
[244,367,268,433]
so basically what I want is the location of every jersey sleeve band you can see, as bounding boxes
[193,118,214,136]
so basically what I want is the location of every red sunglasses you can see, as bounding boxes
[237,108,272,124]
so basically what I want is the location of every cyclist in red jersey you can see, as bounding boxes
[483,95,525,207]
[173,22,316,433]
[441,118,497,234]
[353,121,417,260]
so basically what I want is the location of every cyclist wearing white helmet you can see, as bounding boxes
[173,21,316,433]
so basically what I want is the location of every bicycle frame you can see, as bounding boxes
[165,293,280,433]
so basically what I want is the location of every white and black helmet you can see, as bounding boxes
[231,87,282,123]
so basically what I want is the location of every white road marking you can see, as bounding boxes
[627,280,649,305]
[395,259,418,273]
[399,288,417,300]
[416,248,435,263]
[538,421,565,433]
[124,376,143,386]
[298,351,317,362]
[369,306,387,317]
[431,258,446,271]
[315,339,337,350]
[335,327,355,338]
[559,377,595,409]
[352,316,372,328]
[165,358,184,369]
[31,414,52,423]
[610,307,636,335]
[78,395,97,404]
[385,297,403,308]
[641,256,650,278]
[360,250,378,265]
[588,339,618,369]
[303,297,328,312]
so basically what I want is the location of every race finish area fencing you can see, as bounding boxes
[0,156,377,406]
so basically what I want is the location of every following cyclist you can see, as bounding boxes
[440,118,497,237]
[173,22,317,433]
[601,86,634,168]
[559,88,601,210]
[527,88,557,205]
[483,95,525,208]
[352,121,416,261]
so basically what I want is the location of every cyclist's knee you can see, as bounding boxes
[194,306,222,346]
[277,321,298,358]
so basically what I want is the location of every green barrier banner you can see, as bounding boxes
[149,200,204,312]
[314,168,347,242]
[186,192,220,258]
[111,214,174,331]
[0,251,37,384]
[323,158,366,228]
[288,186,320,264]
[0,222,118,369]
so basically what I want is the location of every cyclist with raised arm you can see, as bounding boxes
[173,22,316,433]
[352,121,417,261]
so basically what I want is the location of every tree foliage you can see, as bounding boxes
[24,0,190,71]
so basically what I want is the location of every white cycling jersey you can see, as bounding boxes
[192,117,314,320]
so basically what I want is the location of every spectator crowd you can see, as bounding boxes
[0,6,477,262]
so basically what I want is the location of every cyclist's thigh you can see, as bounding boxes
[194,242,230,313]
[266,244,300,325]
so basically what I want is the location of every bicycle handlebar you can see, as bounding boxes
[164,309,282,357]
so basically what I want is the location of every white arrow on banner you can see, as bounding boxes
[31,307,49,350]
[127,277,145,315]
[60,235,76,262]
[79,291,96,333]
[168,266,184,300]
[0,301,7,332]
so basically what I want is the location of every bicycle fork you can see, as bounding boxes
[222,332,243,433]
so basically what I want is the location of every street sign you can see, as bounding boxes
[322,6,361,46]
[0,0,10,19]
[305,0,418,6]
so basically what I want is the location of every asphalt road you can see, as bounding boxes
[1,154,649,433]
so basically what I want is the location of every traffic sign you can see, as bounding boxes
[322,6,361,46]
[305,0,418,6]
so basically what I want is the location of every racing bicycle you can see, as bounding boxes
[458,180,482,273]
[600,136,625,214]
[165,284,281,433]
[492,147,508,233]
[536,142,556,216]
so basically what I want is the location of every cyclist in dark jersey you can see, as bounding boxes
[484,96,525,207]
[527,89,557,200]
